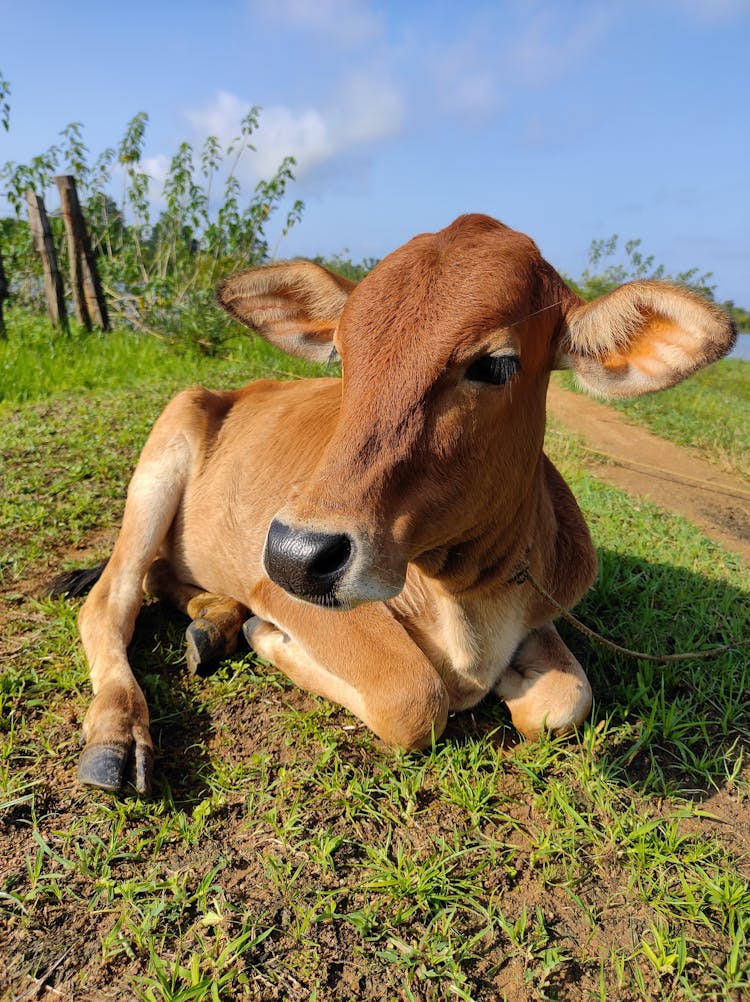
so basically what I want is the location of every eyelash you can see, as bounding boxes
[465,355,521,386]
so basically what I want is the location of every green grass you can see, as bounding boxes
[1,314,748,1001]
[553,358,750,482]
[0,307,330,404]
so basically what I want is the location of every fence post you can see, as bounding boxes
[55,175,109,331]
[25,190,68,330]
[0,245,7,335]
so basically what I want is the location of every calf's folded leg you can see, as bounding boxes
[495,623,592,740]
[144,559,248,674]
[246,580,450,750]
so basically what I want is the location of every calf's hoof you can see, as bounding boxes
[185,618,225,675]
[242,615,262,647]
[77,741,153,795]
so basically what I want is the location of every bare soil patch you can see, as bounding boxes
[547,383,750,565]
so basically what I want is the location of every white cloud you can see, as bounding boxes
[444,69,502,122]
[325,73,404,147]
[253,106,332,177]
[185,80,404,182]
[509,7,611,85]
[421,6,611,128]
[141,153,171,185]
[184,91,244,147]
[249,0,381,46]
[428,35,504,125]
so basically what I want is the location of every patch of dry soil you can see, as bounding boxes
[546,383,750,565]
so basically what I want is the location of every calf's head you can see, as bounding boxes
[217,214,735,607]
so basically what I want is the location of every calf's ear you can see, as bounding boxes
[216,261,357,362]
[555,281,736,399]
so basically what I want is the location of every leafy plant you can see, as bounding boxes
[311,251,378,282]
[569,234,717,302]
[0,109,305,350]
[0,70,10,133]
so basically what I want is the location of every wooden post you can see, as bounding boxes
[26,190,68,330]
[0,245,7,335]
[55,175,109,331]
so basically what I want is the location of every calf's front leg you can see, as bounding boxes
[77,433,192,794]
[495,623,592,740]
[245,580,450,750]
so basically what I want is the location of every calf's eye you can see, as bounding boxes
[465,354,520,386]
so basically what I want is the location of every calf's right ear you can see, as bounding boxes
[216,261,357,362]
[555,281,736,399]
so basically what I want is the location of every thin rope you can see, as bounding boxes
[510,564,750,663]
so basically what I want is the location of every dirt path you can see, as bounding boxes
[546,383,750,565]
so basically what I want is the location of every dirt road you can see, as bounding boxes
[546,383,750,565]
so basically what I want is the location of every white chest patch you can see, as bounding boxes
[430,590,528,711]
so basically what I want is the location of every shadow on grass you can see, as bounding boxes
[411,546,748,803]
[558,547,749,799]
[127,601,222,805]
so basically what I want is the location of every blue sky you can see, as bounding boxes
[2,0,749,304]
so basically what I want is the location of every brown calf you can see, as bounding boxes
[74,214,735,793]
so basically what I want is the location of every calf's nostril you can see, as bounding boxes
[309,535,352,580]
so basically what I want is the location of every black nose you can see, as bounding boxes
[264,519,354,600]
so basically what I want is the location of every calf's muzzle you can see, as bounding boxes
[264,518,354,602]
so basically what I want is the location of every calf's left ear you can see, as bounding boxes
[216,260,356,362]
[555,281,736,399]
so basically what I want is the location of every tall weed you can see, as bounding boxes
[0,110,304,350]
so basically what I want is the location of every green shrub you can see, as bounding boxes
[0,110,304,351]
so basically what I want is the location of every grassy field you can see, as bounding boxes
[552,358,750,483]
[0,307,325,405]
[1,316,749,1001]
